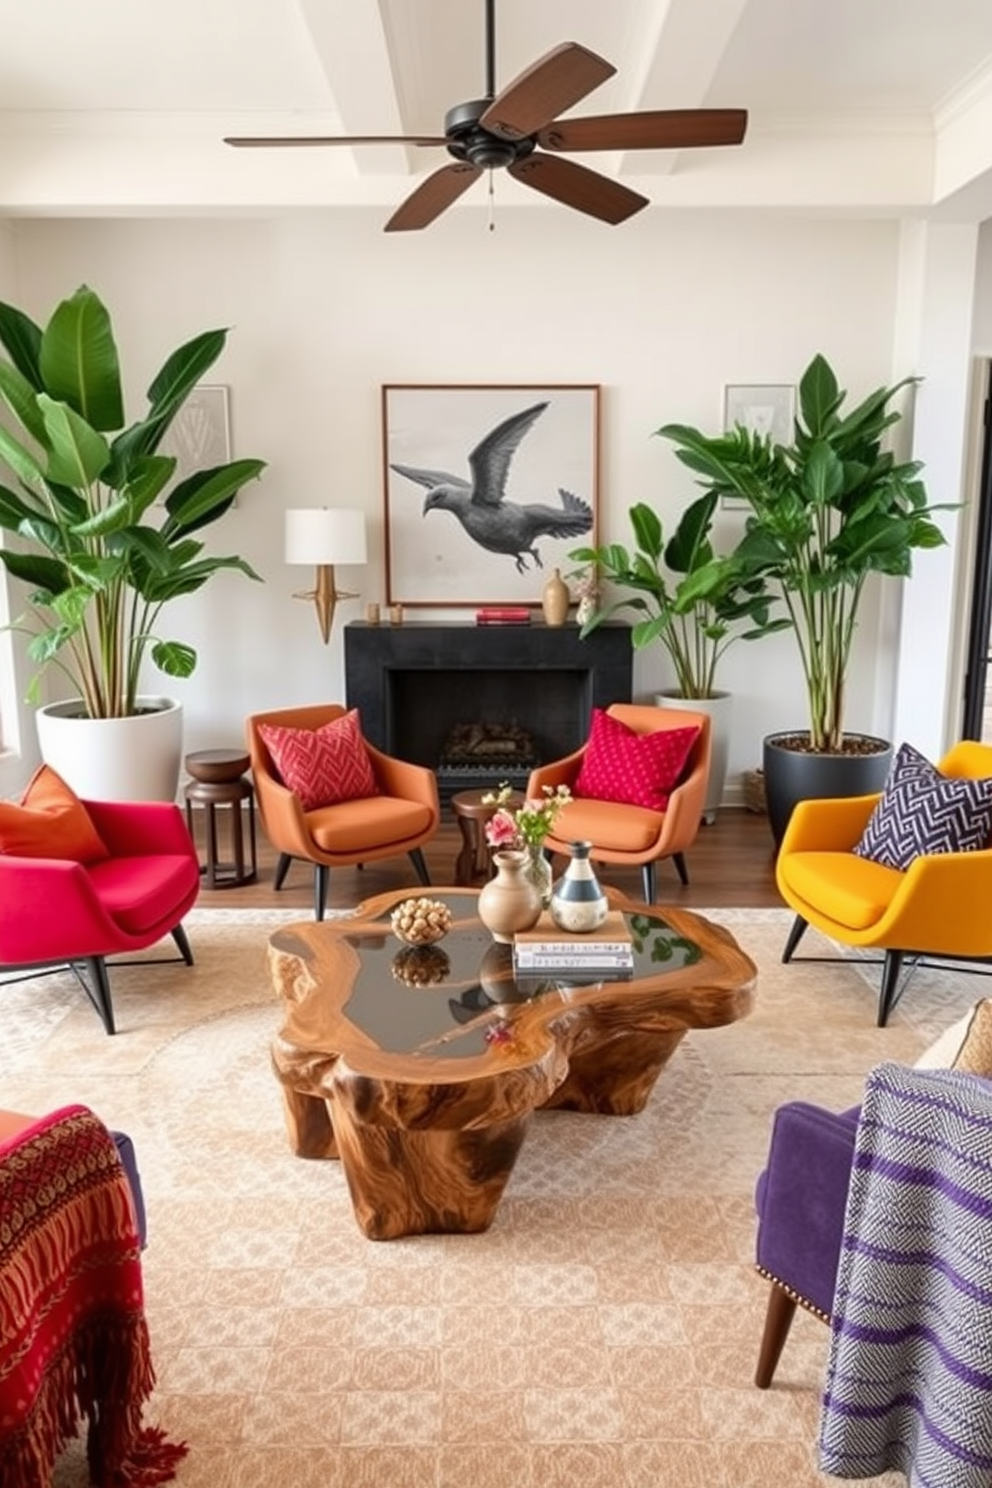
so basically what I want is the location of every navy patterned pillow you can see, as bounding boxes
[854,741,992,871]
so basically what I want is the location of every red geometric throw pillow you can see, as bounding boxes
[574,709,700,812]
[258,710,379,810]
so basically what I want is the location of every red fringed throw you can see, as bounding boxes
[0,1104,188,1486]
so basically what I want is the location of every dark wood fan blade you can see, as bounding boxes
[224,135,447,148]
[384,164,482,232]
[479,42,615,141]
[508,154,647,225]
[537,109,748,153]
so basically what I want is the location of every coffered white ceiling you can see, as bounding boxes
[2,0,992,223]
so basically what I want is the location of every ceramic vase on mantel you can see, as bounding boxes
[477,850,543,943]
[541,569,570,627]
[550,840,609,933]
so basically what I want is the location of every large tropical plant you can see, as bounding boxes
[570,492,786,698]
[0,284,266,718]
[657,353,946,751]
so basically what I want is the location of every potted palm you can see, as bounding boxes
[570,493,785,819]
[658,352,945,843]
[0,284,266,800]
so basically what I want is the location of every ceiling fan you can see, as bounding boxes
[224,0,747,232]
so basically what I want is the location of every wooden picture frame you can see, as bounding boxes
[382,384,600,607]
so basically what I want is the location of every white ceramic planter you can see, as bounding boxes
[35,696,184,802]
[656,690,732,825]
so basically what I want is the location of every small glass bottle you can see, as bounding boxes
[549,841,609,933]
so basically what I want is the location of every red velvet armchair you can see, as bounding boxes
[0,798,200,1035]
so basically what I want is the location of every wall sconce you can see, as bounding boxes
[284,507,368,643]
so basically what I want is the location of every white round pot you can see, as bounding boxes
[35,696,184,802]
[656,690,732,825]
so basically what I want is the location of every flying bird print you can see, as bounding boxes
[390,401,593,573]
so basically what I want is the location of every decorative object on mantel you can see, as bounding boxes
[477,849,543,942]
[571,565,601,627]
[476,606,531,625]
[285,507,367,643]
[482,781,572,907]
[390,897,452,946]
[550,840,609,933]
[541,568,570,626]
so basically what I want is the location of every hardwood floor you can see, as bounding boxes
[194,803,783,914]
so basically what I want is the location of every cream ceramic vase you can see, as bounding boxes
[477,850,543,943]
[541,569,570,627]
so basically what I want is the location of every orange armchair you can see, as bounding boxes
[246,703,440,919]
[776,741,992,1025]
[526,703,711,903]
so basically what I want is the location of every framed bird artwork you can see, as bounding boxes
[382,383,600,607]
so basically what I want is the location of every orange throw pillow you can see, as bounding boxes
[259,710,379,810]
[0,765,109,862]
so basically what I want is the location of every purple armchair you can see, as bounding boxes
[753,1099,859,1388]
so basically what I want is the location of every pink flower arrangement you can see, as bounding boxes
[482,781,572,852]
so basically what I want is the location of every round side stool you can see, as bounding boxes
[450,788,525,885]
[184,750,257,889]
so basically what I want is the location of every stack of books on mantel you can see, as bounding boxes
[513,911,635,977]
[475,606,532,626]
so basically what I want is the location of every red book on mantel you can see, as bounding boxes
[475,607,532,624]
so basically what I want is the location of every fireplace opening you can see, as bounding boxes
[388,668,589,793]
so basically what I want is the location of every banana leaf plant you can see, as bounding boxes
[570,492,787,699]
[0,284,266,717]
[658,353,946,751]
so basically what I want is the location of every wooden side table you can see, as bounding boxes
[183,751,257,889]
[450,788,525,885]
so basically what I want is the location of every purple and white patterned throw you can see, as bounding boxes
[819,1061,992,1486]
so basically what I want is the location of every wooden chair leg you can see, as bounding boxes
[782,915,809,964]
[273,853,292,891]
[409,847,430,885]
[877,950,906,1026]
[755,1282,799,1389]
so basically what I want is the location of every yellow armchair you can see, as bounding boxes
[776,741,992,1025]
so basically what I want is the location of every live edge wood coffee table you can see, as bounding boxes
[268,888,756,1240]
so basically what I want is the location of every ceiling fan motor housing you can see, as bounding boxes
[444,100,536,169]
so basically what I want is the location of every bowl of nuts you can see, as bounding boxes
[389,896,452,946]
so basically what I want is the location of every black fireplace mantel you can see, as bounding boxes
[344,620,632,786]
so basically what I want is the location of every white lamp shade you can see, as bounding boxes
[284,508,367,566]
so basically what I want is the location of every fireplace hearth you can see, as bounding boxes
[345,621,632,794]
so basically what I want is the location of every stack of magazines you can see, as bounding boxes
[512,911,634,977]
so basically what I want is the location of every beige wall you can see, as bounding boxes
[0,205,981,797]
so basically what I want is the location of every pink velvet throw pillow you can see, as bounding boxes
[259,710,379,810]
[574,710,700,812]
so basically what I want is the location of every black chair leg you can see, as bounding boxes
[314,865,329,921]
[672,852,689,886]
[877,950,906,1027]
[409,848,430,886]
[81,955,116,1036]
[171,923,194,966]
[273,853,293,891]
[640,862,656,903]
[782,915,809,964]
[755,1283,800,1389]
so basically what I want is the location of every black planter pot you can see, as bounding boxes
[763,732,893,849]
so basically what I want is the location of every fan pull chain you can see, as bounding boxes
[488,169,496,231]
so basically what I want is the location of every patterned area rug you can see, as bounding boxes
[1,906,985,1488]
